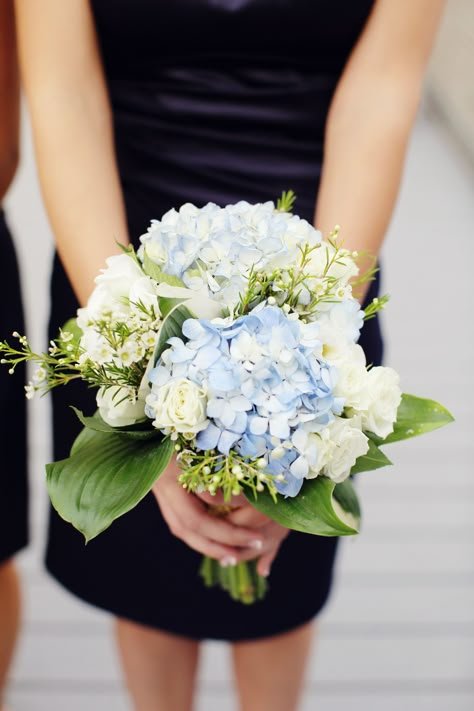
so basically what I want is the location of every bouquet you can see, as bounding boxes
[1,192,453,603]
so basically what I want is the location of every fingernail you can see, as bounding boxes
[220,556,237,567]
[249,539,263,551]
[261,566,270,578]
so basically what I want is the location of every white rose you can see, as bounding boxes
[77,254,147,327]
[362,366,402,439]
[320,416,369,483]
[97,385,147,427]
[331,344,370,413]
[95,253,145,298]
[147,378,208,437]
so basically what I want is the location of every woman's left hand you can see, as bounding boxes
[196,490,290,578]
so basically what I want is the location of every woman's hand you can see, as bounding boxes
[196,490,290,578]
[152,459,267,568]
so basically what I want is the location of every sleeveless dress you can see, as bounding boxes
[46,0,382,640]
[0,209,28,565]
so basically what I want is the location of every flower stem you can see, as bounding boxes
[199,556,267,604]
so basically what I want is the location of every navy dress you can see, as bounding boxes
[46,0,382,640]
[0,210,28,565]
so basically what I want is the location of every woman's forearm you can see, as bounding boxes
[16,0,129,306]
[315,0,445,300]
[315,79,421,298]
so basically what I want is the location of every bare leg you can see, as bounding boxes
[0,559,21,711]
[232,621,315,711]
[115,618,200,711]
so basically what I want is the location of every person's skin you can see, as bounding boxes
[15,0,444,709]
[0,3,22,711]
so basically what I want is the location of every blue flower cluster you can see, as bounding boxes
[148,306,343,496]
[139,201,322,309]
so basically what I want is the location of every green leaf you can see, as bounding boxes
[333,478,361,524]
[158,296,188,319]
[350,438,392,474]
[70,407,158,440]
[143,251,184,287]
[153,303,195,365]
[47,429,174,541]
[369,393,455,446]
[245,476,359,537]
[276,189,297,213]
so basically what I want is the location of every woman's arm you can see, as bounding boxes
[15,0,267,566]
[0,0,20,202]
[15,0,129,306]
[315,0,445,299]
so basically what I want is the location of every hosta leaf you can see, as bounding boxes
[153,303,195,365]
[158,296,188,319]
[71,407,158,440]
[350,438,392,475]
[245,476,359,537]
[46,429,174,542]
[369,393,454,446]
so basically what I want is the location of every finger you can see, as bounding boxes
[185,508,264,551]
[156,486,264,551]
[182,530,250,564]
[227,505,271,528]
[155,497,248,562]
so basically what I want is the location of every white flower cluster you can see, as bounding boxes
[77,254,161,426]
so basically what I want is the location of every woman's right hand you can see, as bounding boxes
[152,458,264,566]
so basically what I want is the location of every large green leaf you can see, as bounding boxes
[350,438,392,474]
[143,251,184,286]
[245,476,359,537]
[333,478,361,527]
[153,303,195,365]
[369,393,454,446]
[46,429,174,542]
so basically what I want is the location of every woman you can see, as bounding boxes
[0,3,28,709]
[15,1,444,709]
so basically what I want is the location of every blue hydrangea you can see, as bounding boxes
[147,306,343,496]
[138,201,322,310]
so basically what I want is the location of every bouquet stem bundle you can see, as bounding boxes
[200,557,266,605]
